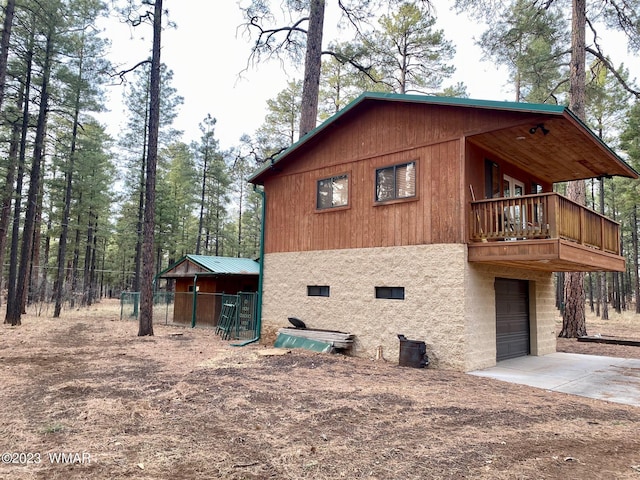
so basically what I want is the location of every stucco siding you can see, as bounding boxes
[261,245,557,371]
[261,244,468,370]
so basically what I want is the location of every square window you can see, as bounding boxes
[376,162,416,202]
[317,174,349,209]
[375,286,405,300]
[307,285,330,297]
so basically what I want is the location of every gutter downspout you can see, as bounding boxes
[232,185,265,346]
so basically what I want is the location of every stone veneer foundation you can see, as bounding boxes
[260,244,556,371]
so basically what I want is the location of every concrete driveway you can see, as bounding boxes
[469,352,640,407]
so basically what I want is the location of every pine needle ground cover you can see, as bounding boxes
[0,300,639,479]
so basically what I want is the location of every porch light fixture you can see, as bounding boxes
[529,123,550,136]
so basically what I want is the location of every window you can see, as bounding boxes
[375,162,416,202]
[531,182,544,223]
[307,285,330,297]
[484,159,500,198]
[375,286,405,300]
[503,174,526,230]
[531,182,543,194]
[317,174,349,209]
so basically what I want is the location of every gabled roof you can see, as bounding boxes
[157,255,259,279]
[249,92,637,185]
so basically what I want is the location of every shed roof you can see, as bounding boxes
[248,92,637,185]
[157,255,260,279]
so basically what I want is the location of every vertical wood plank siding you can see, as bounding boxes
[262,103,528,254]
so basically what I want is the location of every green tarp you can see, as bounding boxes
[273,333,333,353]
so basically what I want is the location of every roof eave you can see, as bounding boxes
[561,109,639,179]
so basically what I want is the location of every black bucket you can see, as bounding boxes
[398,334,429,368]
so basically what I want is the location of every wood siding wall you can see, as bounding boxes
[172,276,259,326]
[265,141,462,252]
[262,102,547,254]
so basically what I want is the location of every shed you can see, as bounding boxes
[157,255,260,327]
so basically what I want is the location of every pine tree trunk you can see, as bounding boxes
[237,179,244,256]
[633,205,640,313]
[196,148,208,255]
[82,213,94,306]
[595,271,601,317]
[138,0,163,337]
[0,0,17,306]
[588,273,594,312]
[0,98,22,308]
[559,0,587,338]
[100,237,107,300]
[42,215,52,303]
[53,64,82,316]
[4,22,34,325]
[68,212,81,308]
[30,162,44,307]
[0,0,15,110]
[132,86,149,318]
[53,34,84,318]
[600,177,609,319]
[6,27,54,326]
[555,272,564,311]
[298,0,325,138]
[560,183,587,337]
[89,220,98,305]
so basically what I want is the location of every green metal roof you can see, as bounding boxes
[248,92,572,184]
[186,255,260,274]
[157,255,259,278]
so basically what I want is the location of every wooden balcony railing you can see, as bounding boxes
[470,192,621,255]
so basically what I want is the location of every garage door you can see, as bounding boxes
[495,278,530,361]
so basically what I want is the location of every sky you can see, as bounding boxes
[98,1,638,152]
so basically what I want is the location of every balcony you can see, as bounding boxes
[468,193,625,272]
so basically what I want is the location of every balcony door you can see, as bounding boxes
[503,175,526,231]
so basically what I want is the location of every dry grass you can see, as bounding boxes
[0,299,639,480]
[557,307,640,358]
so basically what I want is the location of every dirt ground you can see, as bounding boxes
[1,300,639,480]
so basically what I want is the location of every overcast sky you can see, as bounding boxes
[98,1,638,152]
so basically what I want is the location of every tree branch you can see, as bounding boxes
[321,49,379,83]
[586,46,640,98]
[111,59,152,84]
[604,0,640,51]
[586,18,640,98]
[239,13,308,71]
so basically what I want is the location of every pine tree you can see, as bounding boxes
[156,141,198,268]
[117,62,182,304]
[364,2,455,94]
[240,1,434,137]
[138,0,163,336]
[52,0,109,317]
[194,114,219,255]
[475,0,568,102]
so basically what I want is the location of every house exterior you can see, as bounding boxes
[157,255,259,327]
[248,92,637,371]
